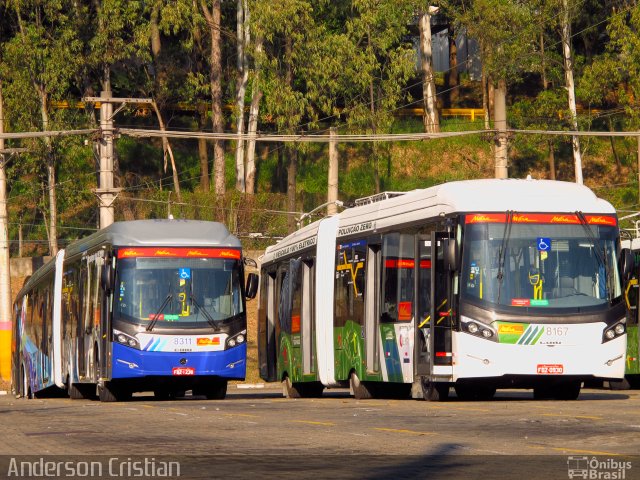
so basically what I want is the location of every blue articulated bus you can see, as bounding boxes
[12,219,258,402]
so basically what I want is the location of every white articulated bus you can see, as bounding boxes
[258,178,632,400]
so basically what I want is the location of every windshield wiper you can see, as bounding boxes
[497,210,514,304]
[190,294,221,331]
[575,211,611,302]
[146,294,173,332]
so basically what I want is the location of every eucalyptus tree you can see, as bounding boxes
[340,0,416,192]
[580,1,640,199]
[3,0,84,254]
[451,0,537,178]
[251,0,317,230]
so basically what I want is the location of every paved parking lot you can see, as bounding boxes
[0,386,638,479]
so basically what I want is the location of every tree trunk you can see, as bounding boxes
[234,0,249,192]
[548,140,556,180]
[419,9,439,134]
[494,79,508,179]
[327,127,339,216]
[39,90,58,255]
[367,27,380,194]
[287,146,297,233]
[245,36,263,195]
[151,100,181,201]
[150,3,161,57]
[609,118,622,175]
[201,0,225,195]
[482,67,490,129]
[0,80,13,381]
[198,137,210,192]
[447,31,459,107]
[561,0,583,184]
[540,32,549,90]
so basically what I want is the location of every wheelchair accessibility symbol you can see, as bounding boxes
[537,237,551,252]
[179,268,191,279]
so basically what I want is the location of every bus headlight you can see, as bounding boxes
[225,330,247,349]
[461,318,497,342]
[603,322,626,343]
[113,329,140,349]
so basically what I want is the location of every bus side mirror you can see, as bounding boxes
[244,257,257,268]
[443,238,459,272]
[620,248,634,282]
[245,273,259,299]
[101,264,115,293]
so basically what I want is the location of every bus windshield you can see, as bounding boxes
[461,214,622,312]
[114,257,244,328]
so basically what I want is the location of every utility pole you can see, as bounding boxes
[84,92,155,228]
[327,128,339,216]
[0,82,26,381]
[0,81,11,381]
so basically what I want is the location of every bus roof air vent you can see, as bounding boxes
[353,191,407,207]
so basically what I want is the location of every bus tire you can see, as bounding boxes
[422,379,449,402]
[454,384,496,401]
[608,378,630,390]
[533,386,552,400]
[68,378,85,400]
[99,382,131,402]
[282,375,302,398]
[554,381,581,400]
[349,372,374,400]
[21,364,32,399]
[204,380,227,400]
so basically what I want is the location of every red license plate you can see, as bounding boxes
[172,367,195,376]
[536,364,563,374]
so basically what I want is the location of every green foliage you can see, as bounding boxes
[1,0,640,251]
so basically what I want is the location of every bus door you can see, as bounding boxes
[428,232,455,382]
[364,244,381,373]
[258,271,278,382]
[415,236,431,377]
[99,256,111,381]
[301,260,315,375]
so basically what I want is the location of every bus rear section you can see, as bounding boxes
[104,246,254,401]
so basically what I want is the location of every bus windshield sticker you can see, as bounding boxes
[537,237,551,251]
[179,268,191,279]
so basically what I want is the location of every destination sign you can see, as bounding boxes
[338,221,374,237]
[272,237,317,259]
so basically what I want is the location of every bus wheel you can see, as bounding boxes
[608,378,630,390]
[349,372,374,400]
[282,375,302,399]
[454,384,496,401]
[554,381,581,400]
[99,382,131,402]
[154,389,171,401]
[68,378,85,400]
[21,365,32,399]
[204,380,227,400]
[421,379,449,402]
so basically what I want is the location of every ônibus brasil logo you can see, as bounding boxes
[567,456,632,479]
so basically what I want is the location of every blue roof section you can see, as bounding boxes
[64,219,240,259]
